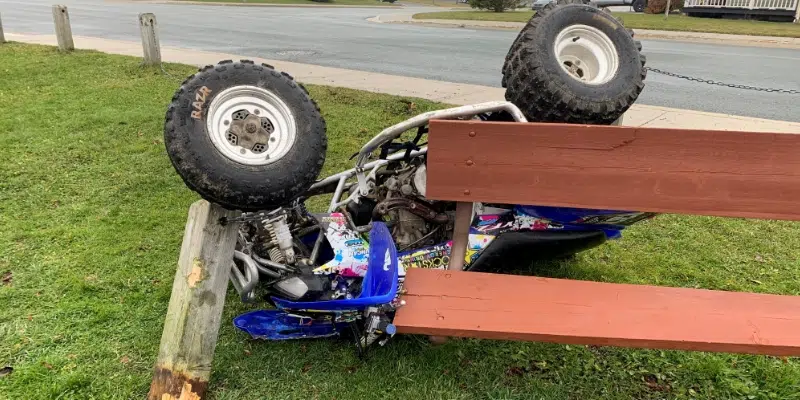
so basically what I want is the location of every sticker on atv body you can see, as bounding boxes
[314,213,369,277]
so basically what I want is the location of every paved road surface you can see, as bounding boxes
[2,0,799,122]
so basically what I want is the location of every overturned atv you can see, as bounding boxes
[163,2,649,352]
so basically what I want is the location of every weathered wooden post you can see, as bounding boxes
[795,1,799,23]
[447,202,472,272]
[0,13,6,44]
[138,13,162,66]
[52,5,74,51]
[147,200,240,400]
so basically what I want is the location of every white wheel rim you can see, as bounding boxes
[554,24,620,85]
[206,85,297,166]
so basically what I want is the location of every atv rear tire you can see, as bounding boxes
[502,3,646,125]
[502,0,591,88]
[164,60,327,211]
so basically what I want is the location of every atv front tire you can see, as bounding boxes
[502,3,646,125]
[164,60,327,211]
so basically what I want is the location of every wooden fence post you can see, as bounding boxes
[52,5,74,51]
[138,13,162,66]
[147,200,240,400]
[0,13,6,44]
[795,2,799,23]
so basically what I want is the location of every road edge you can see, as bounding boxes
[369,13,800,49]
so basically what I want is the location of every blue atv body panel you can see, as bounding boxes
[233,222,399,340]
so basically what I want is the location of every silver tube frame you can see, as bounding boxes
[353,101,526,195]
[306,101,526,213]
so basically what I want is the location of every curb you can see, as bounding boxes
[367,14,520,29]
[372,13,800,49]
[631,29,800,49]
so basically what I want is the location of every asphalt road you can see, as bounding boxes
[2,0,799,121]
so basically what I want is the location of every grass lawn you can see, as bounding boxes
[175,0,395,6]
[400,0,472,7]
[412,11,800,37]
[2,42,800,400]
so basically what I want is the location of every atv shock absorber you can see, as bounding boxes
[294,200,310,219]
[262,212,296,264]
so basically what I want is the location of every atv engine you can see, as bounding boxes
[366,159,451,251]
[238,205,317,273]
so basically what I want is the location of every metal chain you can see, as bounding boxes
[645,67,800,95]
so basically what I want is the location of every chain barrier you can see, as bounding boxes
[645,67,800,95]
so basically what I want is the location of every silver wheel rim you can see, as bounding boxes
[206,85,297,166]
[554,24,620,85]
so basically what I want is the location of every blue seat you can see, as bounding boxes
[271,221,399,311]
[233,222,399,340]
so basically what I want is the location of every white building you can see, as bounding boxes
[682,0,800,22]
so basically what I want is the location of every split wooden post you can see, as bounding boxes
[0,13,6,44]
[52,5,74,52]
[147,200,240,400]
[138,13,161,66]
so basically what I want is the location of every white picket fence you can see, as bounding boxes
[683,0,797,10]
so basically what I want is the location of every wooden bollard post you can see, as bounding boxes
[147,200,240,400]
[0,13,6,44]
[138,13,162,66]
[52,5,74,51]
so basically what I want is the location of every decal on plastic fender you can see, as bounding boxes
[314,213,369,277]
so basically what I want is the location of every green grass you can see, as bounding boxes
[617,13,800,37]
[2,42,800,400]
[399,0,472,7]
[412,11,800,37]
[174,0,395,6]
